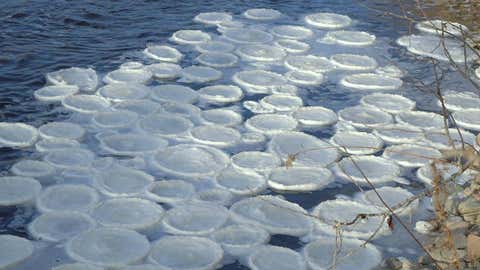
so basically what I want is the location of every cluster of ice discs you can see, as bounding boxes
[0,8,479,270]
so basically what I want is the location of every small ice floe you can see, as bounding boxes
[62,94,110,114]
[66,228,150,268]
[243,8,282,21]
[198,85,243,105]
[222,28,274,44]
[139,113,193,138]
[330,53,378,71]
[375,64,405,78]
[36,184,99,213]
[194,12,232,25]
[268,166,333,192]
[230,195,313,236]
[268,131,340,167]
[274,39,310,54]
[170,30,211,45]
[285,70,324,85]
[103,67,152,85]
[416,162,476,186]
[245,114,298,135]
[415,20,468,37]
[243,101,275,113]
[357,186,418,215]
[194,188,234,206]
[395,111,445,130]
[304,12,351,29]
[148,236,223,270]
[338,106,393,130]
[422,128,476,149]
[452,109,480,131]
[190,125,241,148]
[383,143,441,168]
[146,180,196,204]
[161,202,229,235]
[441,91,480,112]
[303,237,382,270]
[39,122,85,141]
[10,160,55,184]
[201,109,243,126]
[236,44,286,62]
[34,85,79,102]
[92,110,139,129]
[195,41,235,53]
[340,73,403,91]
[331,131,384,155]
[99,133,168,156]
[114,99,160,116]
[44,148,95,168]
[0,235,34,270]
[146,63,182,80]
[360,93,415,114]
[312,199,389,239]
[231,151,281,173]
[196,52,238,67]
[151,144,229,180]
[143,45,183,62]
[271,25,314,40]
[284,55,335,74]
[0,122,38,148]
[53,263,104,270]
[97,83,150,102]
[0,176,41,208]
[334,155,401,186]
[215,166,267,195]
[91,198,164,235]
[259,94,303,112]
[181,65,222,83]
[293,106,338,128]
[233,70,286,93]
[46,67,98,93]
[150,84,198,104]
[247,245,306,270]
[373,124,425,144]
[28,211,95,242]
[93,166,154,197]
[159,102,202,122]
[321,30,376,46]
[211,224,270,258]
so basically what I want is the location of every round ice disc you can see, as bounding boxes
[338,106,393,129]
[44,148,95,168]
[148,236,223,270]
[360,93,415,114]
[62,94,110,114]
[201,109,243,126]
[396,111,445,130]
[243,100,275,113]
[248,246,306,270]
[211,224,270,257]
[151,144,229,179]
[150,84,198,104]
[373,124,425,144]
[417,162,475,187]
[233,70,286,92]
[103,68,152,85]
[92,110,138,129]
[340,73,403,91]
[28,211,95,242]
[66,228,150,268]
[416,19,468,37]
[331,131,384,155]
[293,106,338,127]
[140,113,193,137]
[244,8,282,20]
[181,65,222,83]
[375,65,405,78]
[422,128,476,149]
[100,134,168,156]
[359,186,418,215]
[268,167,333,192]
[222,28,274,44]
[98,83,150,101]
[196,52,238,67]
[215,167,267,195]
[334,155,401,186]
[0,122,38,148]
[330,53,378,71]
[94,166,154,197]
[230,195,313,236]
[39,122,85,141]
[146,63,182,80]
[36,184,99,213]
[143,45,183,63]
[10,159,55,180]
[194,12,232,25]
[190,125,241,148]
[260,94,303,112]
[236,44,286,62]
[146,180,196,204]
[46,67,98,93]
[113,99,160,115]
[383,143,441,168]
[0,176,41,207]
[245,114,297,135]
[452,109,480,131]
[162,202,229,235]
[231,151,281,173]
[0,235,34,270]
[323,30,376,46]
[159,102,202,121]
[53,263,104,270]
[285,55,334,74]
[285,70,324,85]
[305,12,351,29]
[194,188,234,206]
[170,30,211,45]
[442,91,480,112]
[195,41,235,53]
[34,85,79,102]
[271,25,313,40]
[198,85,243,104]
[274,39,310,54]
[217,20,245,32]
